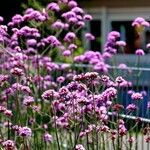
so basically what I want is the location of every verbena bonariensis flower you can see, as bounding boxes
[23,9,47,22]
[128,136,135,143]
[56,76,65,83]
[0,0,148,148]
[119,123,127,136]
[93,62,109,73]
[4,109,13,117]
[46,2,60,12]
[0,16,4,23]
[62,50,71,57]
[42,89,59,100]
[103,31,121,56]
[73,72,99,83]
[68,1,78,8]
[135,49,145,56]
[12,14,24,25]
[102,87,117,101]
[41,35,61,47]
[26,39,37,47]
[68,43,77,51]
[64,32,76,42]
[131,92,143,100]
[147,101,150,109]
[19,126,32,137]
[71,7,84,14]
[10,67,24,76]
[126,103,137,111]
[75,144,85,150]
[83,14,93,21]
[62,11,76,20]
[146,43,150,48]
[17,26,40,38]
[2,140,15,150]
[23,96,34,106]
[85,33,95,40]
[118,63,127,69]
[51,20,64,30]
[43,133,53,142]
[116,41,126,47]
[132,17,150,27]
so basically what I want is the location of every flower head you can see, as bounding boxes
[43,133,53,142]
[64,32,76,42]
[23,96,34,106]
[3,140,15,149]
[47,2,60,12]
[19,126,32,137]
[131,92,143,100]
[75,144,85,150]
[135,49,145,56]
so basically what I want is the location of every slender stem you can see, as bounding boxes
[102,134,106,150]
[54,119,61,150]
[86,134,90,150]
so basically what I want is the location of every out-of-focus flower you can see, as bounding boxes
[3,140,15,149]
[135,49,145,56]
[116,41,126,47]
[85,33,95,40]
[83,14,93,21]
[19,126,32,137]
[43,133,53,142]
[126,104,137,111]
[46,2,60,12]
[23,96,34,106]
[63,50,71,57]
[26,39,37,47]
[132,17,150,27]
[75,144,85,150]
[146,43,150,48]
[52,21,64,30]
[64,32,76,42]
[131,92,143,100]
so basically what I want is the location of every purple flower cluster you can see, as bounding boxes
[2,140,15,149]
[131,92,143,100]
[135,49,145,56]
[43,133,53,142]
[132,17,150,27]
[0,0,149,149]
[19,126,32,137]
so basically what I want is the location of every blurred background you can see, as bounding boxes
[2,0,150,54]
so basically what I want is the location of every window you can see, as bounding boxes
[89,20,101,51]
[111,21,143,54]
[111,21,150,54]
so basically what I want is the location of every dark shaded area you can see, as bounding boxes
[90,20,101,51]
[111,21,136,54]
[79,0,150,8]
[0,0,23,23]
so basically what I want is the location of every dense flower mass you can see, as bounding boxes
[0,0,149,149]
